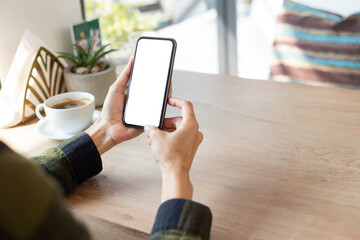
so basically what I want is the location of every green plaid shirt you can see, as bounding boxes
[0,133,212,239]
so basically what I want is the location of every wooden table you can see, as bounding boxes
[1,70,360,240]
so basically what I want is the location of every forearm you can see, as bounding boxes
[154,165,213,239]
[161,172,193,203]
[85,118,115,155]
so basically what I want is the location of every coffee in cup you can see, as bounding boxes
[35,92,95,133]
[50,98,90,109]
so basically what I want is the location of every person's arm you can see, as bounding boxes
[0,141,91,239]
[30,132,102,194]
[150,199,212,240]
[145,98,212,240]
[31,58,142,195]
[0,58,141,239]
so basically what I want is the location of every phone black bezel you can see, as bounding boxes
[122,36,177,129]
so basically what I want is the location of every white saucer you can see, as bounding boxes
[36,110,101,141]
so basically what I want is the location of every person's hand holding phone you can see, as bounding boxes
[145,98,203,202]
[86,58,143,154]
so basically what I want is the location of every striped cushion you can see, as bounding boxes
[271,0,360,88]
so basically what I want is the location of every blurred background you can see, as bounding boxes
[84,0,282,80]
[0,0,359,83]
[83,0,359,80]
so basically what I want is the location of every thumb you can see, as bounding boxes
[113,56,133,91]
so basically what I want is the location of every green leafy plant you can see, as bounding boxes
[85,1,158,48]
[57,43,116,74]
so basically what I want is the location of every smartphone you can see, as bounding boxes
[123,37,177,129]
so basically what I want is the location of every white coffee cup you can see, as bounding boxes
[35,92,95,134]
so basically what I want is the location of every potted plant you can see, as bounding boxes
[85,2,158,49]
[58,43,117,106]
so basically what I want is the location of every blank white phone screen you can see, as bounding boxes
[124,38,174,127]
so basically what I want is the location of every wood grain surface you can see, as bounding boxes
[73,211,149,240]
[1,70,360,239]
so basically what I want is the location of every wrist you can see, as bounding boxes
[85,118,115,155]
[161,171,193,203]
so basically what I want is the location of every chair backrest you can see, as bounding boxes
[22,47,65,123]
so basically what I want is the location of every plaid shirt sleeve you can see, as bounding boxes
[30,132,102,195]
[0,132,212,240]
[151,199,212,240]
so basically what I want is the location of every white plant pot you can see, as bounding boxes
[64,63,116,107]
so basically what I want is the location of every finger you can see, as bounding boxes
[168,82,173,99]
[145,125,164,147]
[144,125,159,139]
[113,57,133,92]
[162,117,182,130]
[162,127,176,133]
[144,125,152,138]
[168,98,196,123]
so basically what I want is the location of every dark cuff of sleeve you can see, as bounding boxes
[151,199,212,240]
[59,133,102,184]
[0,141,8,151]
